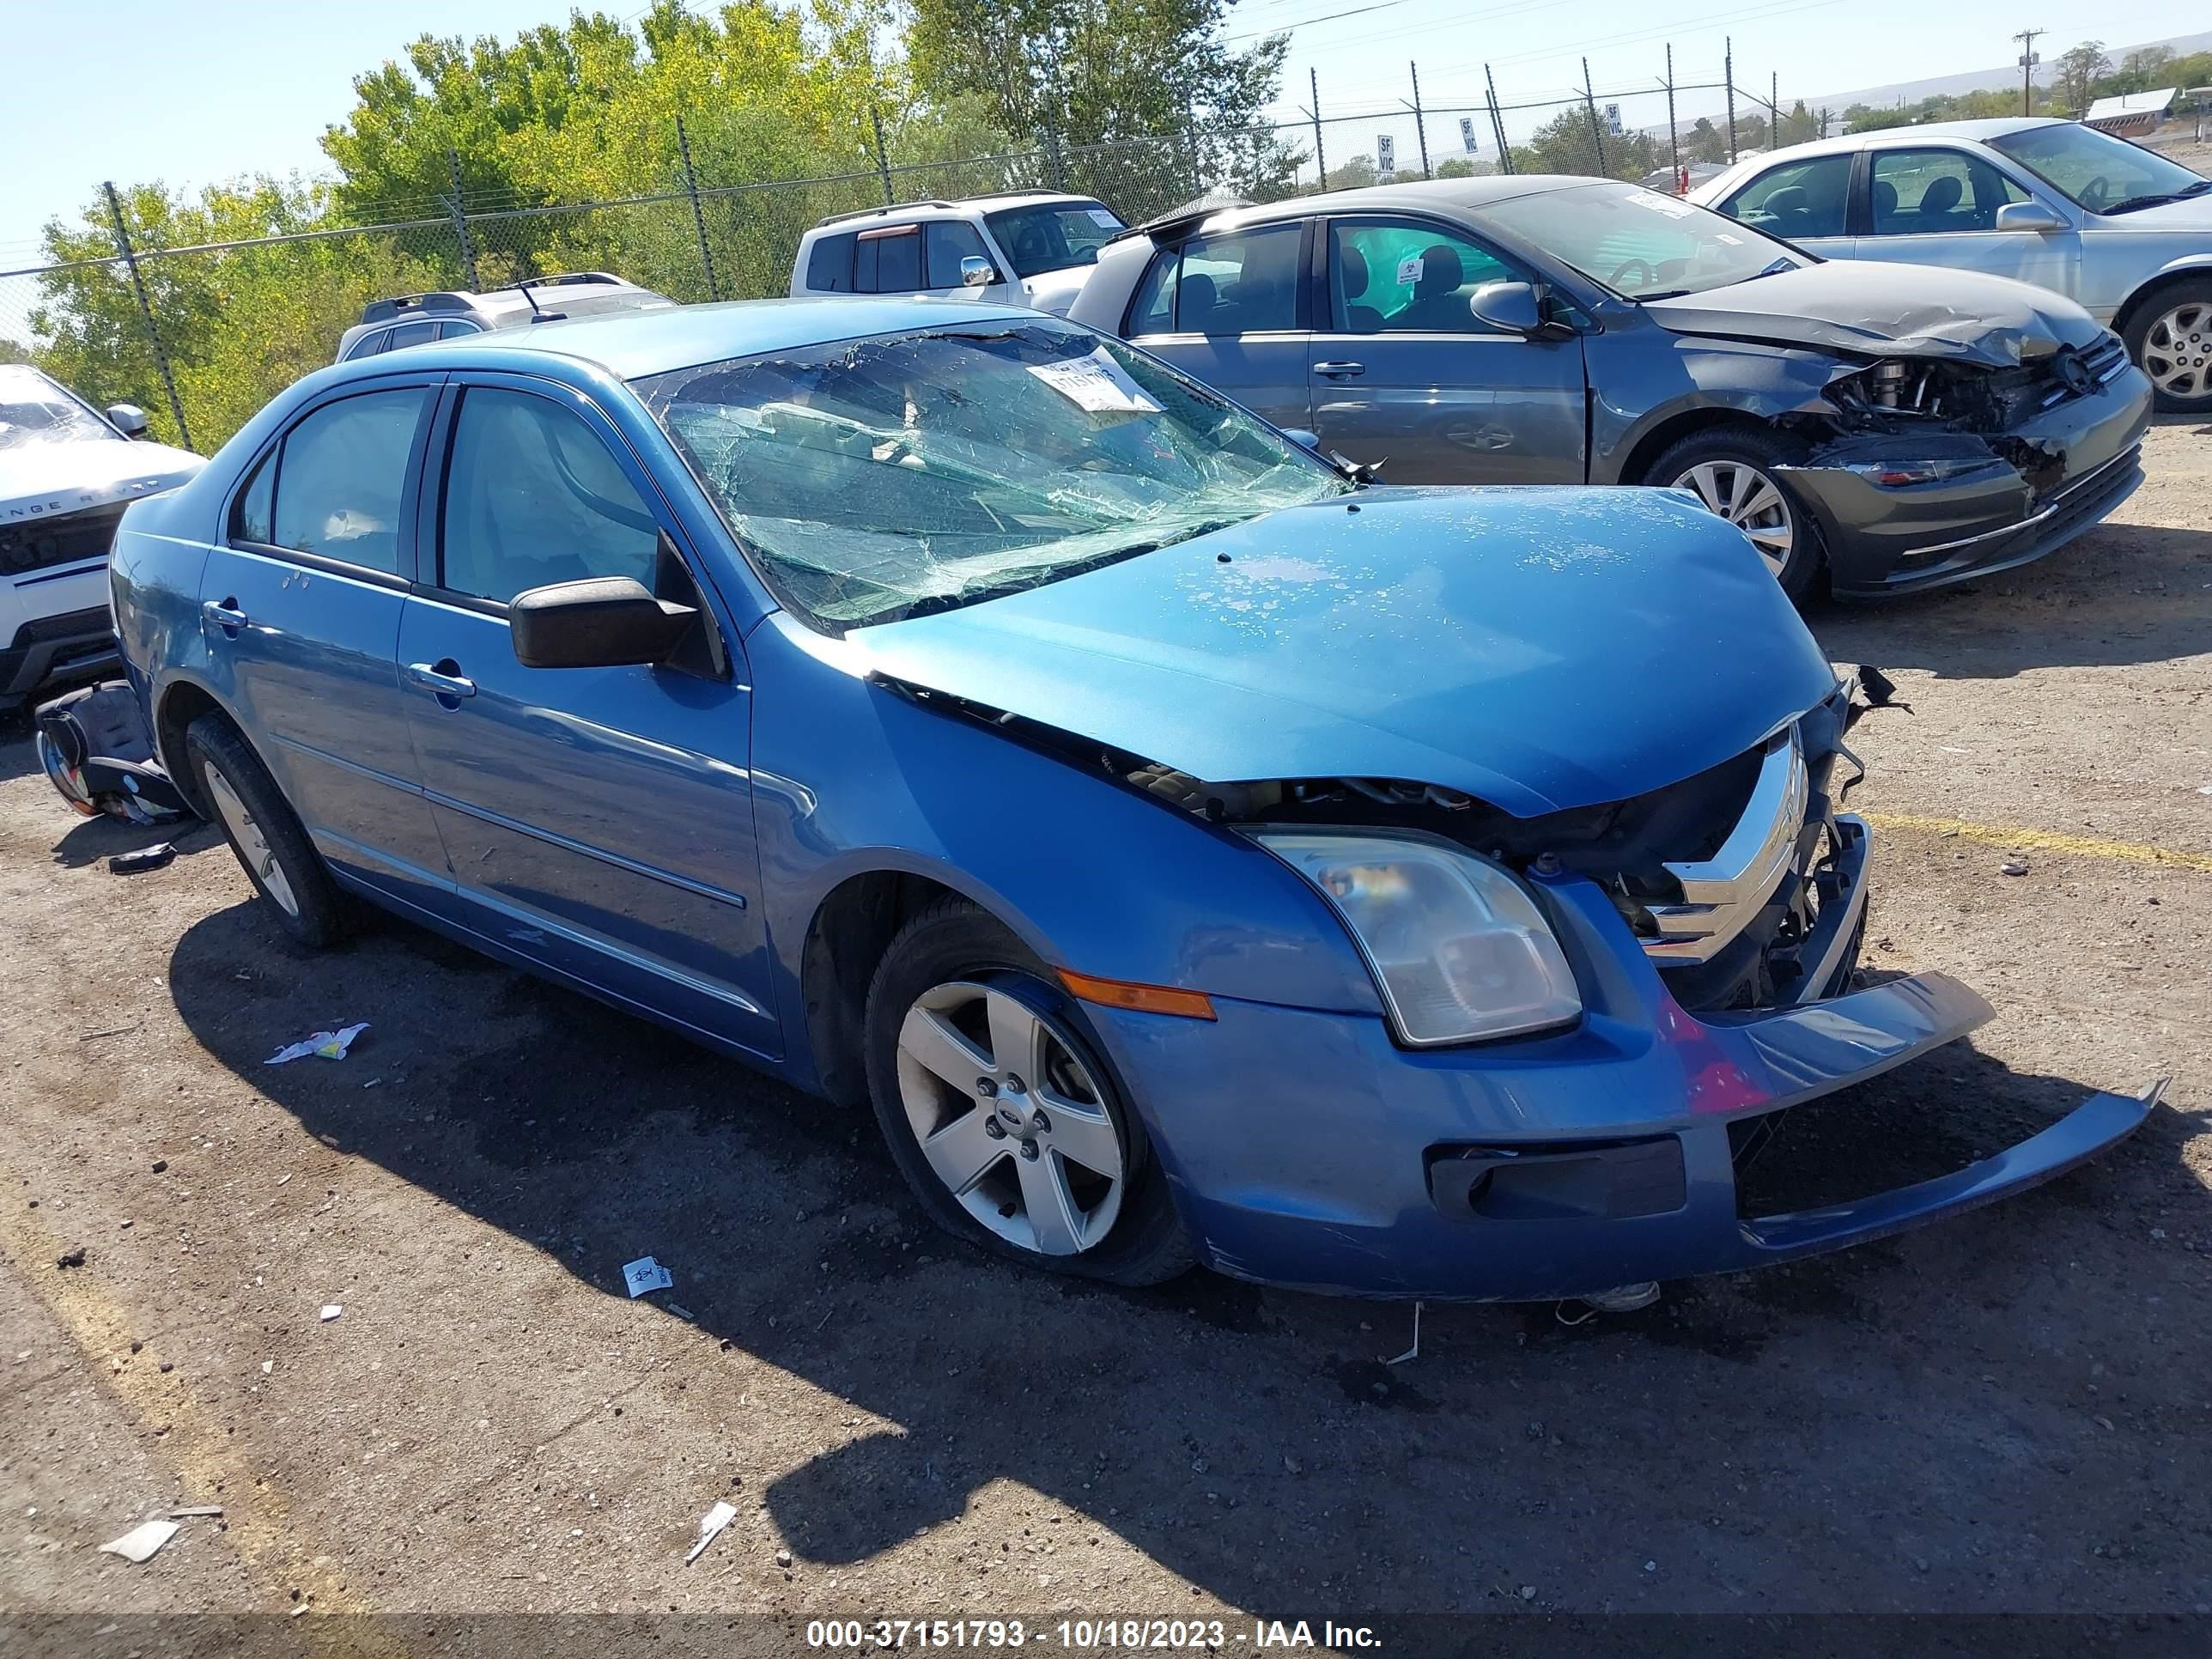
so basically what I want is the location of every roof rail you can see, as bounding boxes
[1108,197,1253,246]
[816,199,961,228]
[515,270,626,289]
[357,291,478,325]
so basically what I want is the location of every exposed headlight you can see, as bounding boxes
[1841,458,2005,488]
[1251,831,1582,1046]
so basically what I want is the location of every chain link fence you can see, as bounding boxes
[0,43,1811,456]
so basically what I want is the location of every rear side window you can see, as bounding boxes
[1126,223,1304,336]
[1719,155,1852,240]
[384,320,438,351]
[438,389,660,605]
[806,232,856,292]
[924,221,990,286]
[855,227,923,293]
[434,319,483,340]
[231,452,275,544]
[341,329,388,362]
[266,389,428,574]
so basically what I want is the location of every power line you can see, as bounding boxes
[2013,26,2045,117]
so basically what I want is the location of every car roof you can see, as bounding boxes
[1728,118,2065,166]
[364,295,1018,382]
[1183,174,1615,233]
[809,191,1101,233]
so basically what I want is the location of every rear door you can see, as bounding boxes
[197,377,451,902]
[1118,220,1314,430]
[395,374,779,1057]
[1306,216,1586,484]
[1857,145,2081,295]
[1710,153,1856,260]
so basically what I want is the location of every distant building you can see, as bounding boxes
[2082,88,2178,136]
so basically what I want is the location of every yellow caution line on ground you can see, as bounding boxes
[1864,811,2212,875]
[0,1158,409,1653]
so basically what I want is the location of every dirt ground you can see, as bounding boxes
[2,421,2209,1650]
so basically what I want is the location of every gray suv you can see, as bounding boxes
[334,272,672,362]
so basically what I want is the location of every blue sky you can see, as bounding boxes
[3,0,2200,263]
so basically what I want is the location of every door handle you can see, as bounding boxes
[1314,361,1366,378]
[203,598,247,631]
[404,660,477,701]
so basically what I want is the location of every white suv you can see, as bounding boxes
[789,192,1127,316]
[1,366,201,709]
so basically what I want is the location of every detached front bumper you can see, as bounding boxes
[1093,851,2153,1302]
[1784,362,2152,599]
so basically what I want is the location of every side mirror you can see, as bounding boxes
[509,576,696,670]
[1280,428,1325,453]
[1995,201,2066,234]
[106,403,149,439]
[1468,280,1545,336]
[959,255,998,289]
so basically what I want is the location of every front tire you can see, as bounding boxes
[184,714,350,948]
[862,897,1194,1286]
[2124,280,2212,413]
[1650,426,1826,603]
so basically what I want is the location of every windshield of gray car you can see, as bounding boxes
[635,320,1349,629]
[1989,123,2211,215]
[0,365,116,450]
[982,203,1126,277]
[1480,181,1810,300]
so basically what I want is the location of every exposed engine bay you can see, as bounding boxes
[882,673,1893,1016]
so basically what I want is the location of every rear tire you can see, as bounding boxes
[2123,279,2212,413]
[862,896,1195,1287]
[184,714,350,948]
[1648,426,1826,604]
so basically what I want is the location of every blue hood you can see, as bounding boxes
[847,487,1840,817]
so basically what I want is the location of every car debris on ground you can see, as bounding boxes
[98,1519,179,1564]
[264,1023,369,1065]
[684,1501,738,1564]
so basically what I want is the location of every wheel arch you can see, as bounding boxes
[2112,263,2212,344]
[1617,404,1782,487]
[153,673,234,818]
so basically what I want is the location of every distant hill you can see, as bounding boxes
[1801,30,2212,116]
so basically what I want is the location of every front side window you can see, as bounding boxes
[1990,123,2210,214]
[439,389,660,604]
[924,221,991,287]
[267,389,428,573]
[1328,221,1517,334]
[981,201,1124,277]
[1126,223,1304,337]
[1869,149,2028,234]
[1479,181,1808,300]
[1718,155,1852,240]
[636,320,1348,629]
[854,227,923,294]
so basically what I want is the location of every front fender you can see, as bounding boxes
[1588,327,1841,483]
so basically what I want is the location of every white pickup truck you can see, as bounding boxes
[1,365,202,708]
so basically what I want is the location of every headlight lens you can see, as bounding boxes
[1253,831,1582,1046]
[1841,458,2004,488]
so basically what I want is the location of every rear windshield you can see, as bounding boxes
[635,319,1345,630]
[982,202,1126,277]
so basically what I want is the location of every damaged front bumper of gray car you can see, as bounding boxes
[1782,332,2152,597]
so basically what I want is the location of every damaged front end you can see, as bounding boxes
[1778,331,2149,596]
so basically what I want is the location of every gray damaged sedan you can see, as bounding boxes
[1068,177,2152,600]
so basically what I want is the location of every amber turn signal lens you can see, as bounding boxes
[1058,969,1217,1021]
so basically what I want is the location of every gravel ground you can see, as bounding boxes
[2,421,2208,1647]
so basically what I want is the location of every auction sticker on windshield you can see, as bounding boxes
[1028,347,1163,416]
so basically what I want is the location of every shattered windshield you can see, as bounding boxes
[635,321,1349,629]
[1480,181,1810,299]
[0,365,118,451]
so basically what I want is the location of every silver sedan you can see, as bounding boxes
[1693,118,2212,412]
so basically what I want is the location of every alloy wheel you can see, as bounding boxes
[204,763,300,918]
[1674,459,1796,577]
[2142,301,2212,401]
[892,981,1126,1256]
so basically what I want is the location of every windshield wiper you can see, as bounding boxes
[2106,179,2212,214]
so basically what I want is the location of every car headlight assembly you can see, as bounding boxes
[1840,458,2006,489]
[1252,831,1582,1046]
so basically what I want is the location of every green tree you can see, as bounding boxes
[2053,40,2110,114]
[1511,106,1656,180]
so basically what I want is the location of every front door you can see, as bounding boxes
[196,379,451,903]
[1306,216,1587,485]
[396,377,780,1057]
[1120,220,1314,431]
[1858,146,2081,297]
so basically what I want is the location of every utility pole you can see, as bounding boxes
[1582,58,1608,176]
[1309,67,1327,191]
[1485,63,1511,174]
[1725,37,1738,162]
[101,181,189,451]
[1408,62,1431,179]
[2013,27,2044,117]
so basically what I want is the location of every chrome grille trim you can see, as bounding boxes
[1644,726,1808,964]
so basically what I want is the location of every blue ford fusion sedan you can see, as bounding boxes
[108,296,2151,1301]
